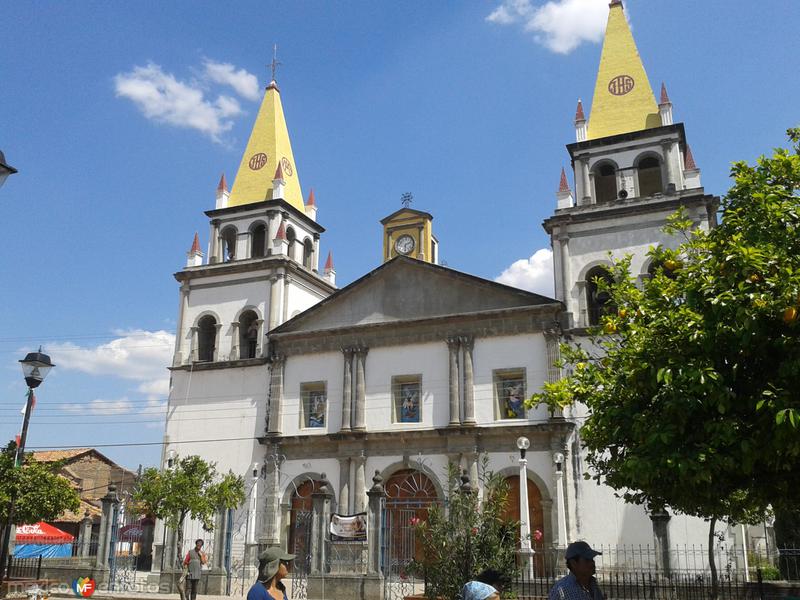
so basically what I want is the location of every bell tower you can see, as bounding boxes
[380,194,439,264]
[543,0,717,330]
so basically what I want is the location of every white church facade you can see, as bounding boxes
[156,0,743,586]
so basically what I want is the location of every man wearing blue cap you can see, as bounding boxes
[548,541,605,600]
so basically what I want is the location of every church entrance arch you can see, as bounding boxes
[383,469,440,600]
[503,475,546,573]
[287,479,322,581]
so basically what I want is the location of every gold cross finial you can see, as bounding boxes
[269,44,282,83]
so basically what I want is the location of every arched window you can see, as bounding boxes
[385,469,439,565]
[594,163,617,203]
[288,479,324,567]
[302,238,313,269]
[239,310,259,359]
[286,227,297,261]
[586,266,615,326]
[251,224,266,258]
[637,156,663,197]
[197,315,217,362]
[221,227,237,262]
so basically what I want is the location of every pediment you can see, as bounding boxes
[272,257,558,334]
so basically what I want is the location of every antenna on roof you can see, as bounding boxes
[269,44,282,83]
[400,192,413,208]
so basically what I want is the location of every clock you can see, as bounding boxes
[394,235,415,255]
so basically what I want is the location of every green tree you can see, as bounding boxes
[412,463,518,600]
[0,441,81,532]
[531,129,800,597]
[133,455,245,600]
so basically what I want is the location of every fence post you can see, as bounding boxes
[757,567,764,600]
[310,478,333,574]
[366,471,386,575]
[79,511,93,559]
[649,508,672,578]
[95,485,119,569]
[36,554,42,580]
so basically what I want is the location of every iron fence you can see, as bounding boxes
[327,540,367,574]
[6,556,43,580]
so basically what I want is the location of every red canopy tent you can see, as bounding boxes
[16,522,74,543]
[14,522,74,558]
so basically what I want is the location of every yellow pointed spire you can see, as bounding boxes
[587,1,660,140]
[228,81,304,211]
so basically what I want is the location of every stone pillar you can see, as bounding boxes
[310,481,334,574]
[230,321,240,360]
[213,323,223,361]
[268,274,283,330]
[79,512,93,558]
[95,485,119,569]
[650,508,672,577]
[366,471,386,575]
[261,447,283,547]
[341,348,353,431]
[338,457,351,515]
[209,220,220,264]
[206,509,230,595]
[189,326,199,363]
[662,141,676,191]
[353,453,367,514]
[446,337,461,426]
[353,348,368,431]
[581,157,592,205]
[267,354,285,435]
[461,336,476,425]
[545,332,564,418]
[255,319,265,357]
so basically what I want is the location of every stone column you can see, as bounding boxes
[310,481,334,574]
[366,471,386,575]
[581,157,592,205]
[545,332,564,418]
[96,485,119,569]
[353,348,368,431]
[213,323,223,361]
[230,321,240,360]
[338,457,351,515]
[209,220,220,264]
[206,508,231,594]
[189,326,199,363]
[79,512,93,558]
[312,233,320,272]
[267,354,285,435]
[268,274,283,330]
[353,453,367,514]
[461,336,476,425]
[650,508,672,577]
[446,337,461,426]
[261,448,283,546]
[341,348,353,431]
[255,319,265,357]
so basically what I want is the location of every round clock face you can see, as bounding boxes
[394,235,415,255]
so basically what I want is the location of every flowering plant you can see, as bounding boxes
[410,461,518,600]
[533,529,544,542]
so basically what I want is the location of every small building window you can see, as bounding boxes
[637,156,663,197]
[392,376,421,423]
[594,163,617,203]
[303,238,313,269]
[586,266,615,326]
[495,369,526,420]
[301,382,327,428]
[221,227,237,262]
[239,310,259,359]
[197,315,217,362]
[251,224,266,258]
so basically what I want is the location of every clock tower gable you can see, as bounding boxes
[380,207,438,264]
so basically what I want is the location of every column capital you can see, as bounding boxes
[355,346,369,358]
[269,353,286,367]
[459,335,474,350]
[342,347,355,359]
[445,336,461,350]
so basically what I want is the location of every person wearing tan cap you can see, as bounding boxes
[246,547,295,600]
[548,541,605,600]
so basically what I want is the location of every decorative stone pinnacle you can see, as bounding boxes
[558,168,570,193]
[575,99,586,123]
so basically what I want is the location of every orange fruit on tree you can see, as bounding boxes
[784,307,798,324]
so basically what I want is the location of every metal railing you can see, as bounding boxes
[6,555,43,580]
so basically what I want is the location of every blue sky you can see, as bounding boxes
[1,1,797,470]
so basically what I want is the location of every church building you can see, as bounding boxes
[158,0,732,583]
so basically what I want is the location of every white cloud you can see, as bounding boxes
[203,60,261,101]
[495,248,555,296]
[48,329,174,403]
[486,0,609,54]
[114,63,244,142]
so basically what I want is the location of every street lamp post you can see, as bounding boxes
[0,151,18,190]
[553,452,568,547]
[517,436,534,578]
[1,350,55,580]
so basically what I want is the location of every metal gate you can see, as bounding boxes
[109,497,153,591]
[290,511,312,600]
[382,504,422,600]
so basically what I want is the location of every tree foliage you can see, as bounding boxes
[0,442,81,526]
[133,453,244,599]
[411,463,518,600]
[531,129,800,591]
